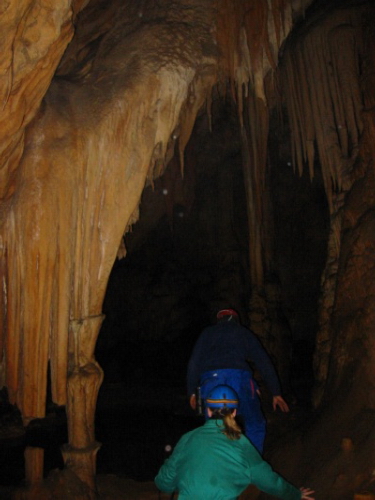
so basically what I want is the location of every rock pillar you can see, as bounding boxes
[62,315,104,498]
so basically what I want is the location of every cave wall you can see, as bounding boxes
[322,33,375,408]
[278,1,375,407]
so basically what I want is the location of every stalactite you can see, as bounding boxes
[0,244,6,388]
[281,8,365,206]
[270,0,286,48]
[178,70,218,177]
[215,0,301,109]
[216,0,243,100]
[280,4,371,406]
[242,87,270,288]
[216,0,307,296]
[243,1,268,100]
[282,51,304,176]
[215,1,311,345]
[3,227,22,405]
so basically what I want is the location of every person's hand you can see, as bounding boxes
[300,487,315,499]
[189,394,196,410]
[272,395,290,412]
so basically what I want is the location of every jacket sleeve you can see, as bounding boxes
[155,458,177,493]
[245,329,281,395]
[186,333,206,395]
[154,436,186,493]
[244,446,301,500]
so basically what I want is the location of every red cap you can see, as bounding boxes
[217,309,238,319]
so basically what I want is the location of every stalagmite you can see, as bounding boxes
[62,316,104,496]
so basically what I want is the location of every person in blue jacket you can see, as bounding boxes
[187,308,290,453]
[155,385,314,500]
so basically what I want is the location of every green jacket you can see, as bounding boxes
[155,419,301,500]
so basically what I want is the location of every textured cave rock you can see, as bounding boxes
[0,0,375,499]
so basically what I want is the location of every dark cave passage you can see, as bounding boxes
[92,100,330,481]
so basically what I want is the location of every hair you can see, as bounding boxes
[208,407,242,440]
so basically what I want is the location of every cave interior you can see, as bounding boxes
[0,0,375,499]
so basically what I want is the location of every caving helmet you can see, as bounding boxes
[216,308,239,321]
[206,385,239,409]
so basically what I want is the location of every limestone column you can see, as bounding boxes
[61,315,104,498]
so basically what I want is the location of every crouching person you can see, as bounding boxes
[155,385,314,500]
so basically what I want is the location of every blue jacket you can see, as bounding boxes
[187,320,281,396]
[155,419,301,499]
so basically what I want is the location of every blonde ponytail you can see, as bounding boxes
[210,407,242,440]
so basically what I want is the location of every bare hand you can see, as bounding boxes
[272,395,290,412]
[300,487,315,499]
[190,394,196,410]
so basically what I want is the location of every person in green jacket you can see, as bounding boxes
[155,385,314,500]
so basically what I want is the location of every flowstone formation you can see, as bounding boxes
[0,1,374,499]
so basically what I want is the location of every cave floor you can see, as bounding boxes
[1,381,375,499]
